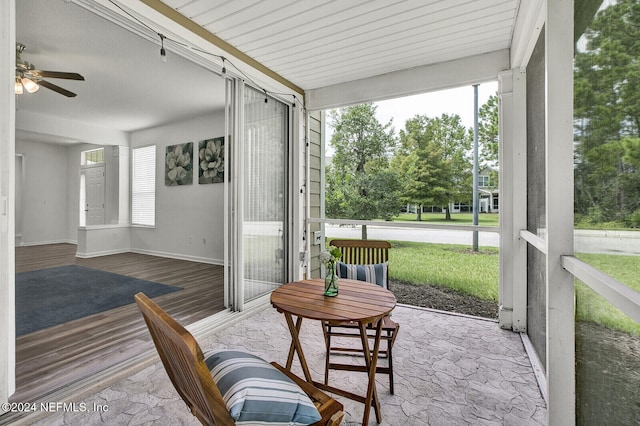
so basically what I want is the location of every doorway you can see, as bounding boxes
[80,164,105,226]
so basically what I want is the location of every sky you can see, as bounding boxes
[375,82,498,135]
[325,81,498,152]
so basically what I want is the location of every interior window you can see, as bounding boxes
[131,145,156,227]
[81,148,104,165]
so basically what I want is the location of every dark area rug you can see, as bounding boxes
[16,265,181,336]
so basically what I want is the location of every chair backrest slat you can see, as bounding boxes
[330,239,390,264]
[329,239,391,288]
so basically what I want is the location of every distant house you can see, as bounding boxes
[477,167,499,213]
[409,167,499,214]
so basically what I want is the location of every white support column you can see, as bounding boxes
[545,0,575,424]
[292,99,307,281]
[498,68,528,332]
[117,146,130,225]
[320,111,326,247]
[0,0,16,409]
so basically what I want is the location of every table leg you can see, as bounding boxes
[359,320,383,425]
[286,316,303,370]
[283,312,313,383]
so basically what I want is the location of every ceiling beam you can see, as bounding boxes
[510,0,545,68]
[16,111,129,146]
[137,0,304,95]
[305,49,509,111]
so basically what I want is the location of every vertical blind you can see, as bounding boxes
[131,145,156,226]
[242,86,288,301]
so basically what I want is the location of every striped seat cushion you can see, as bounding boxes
[336,261,388,288]
[204,350,321,425]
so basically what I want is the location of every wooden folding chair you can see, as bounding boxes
[135,292,344,426]
[322,239,400,394]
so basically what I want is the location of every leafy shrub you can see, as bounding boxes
[625,209,640,228]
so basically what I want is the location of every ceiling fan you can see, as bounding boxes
[15,43,85,98]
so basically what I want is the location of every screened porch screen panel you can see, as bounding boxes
[526,28,548,370]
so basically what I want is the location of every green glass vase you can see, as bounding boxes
[324,268,339,296]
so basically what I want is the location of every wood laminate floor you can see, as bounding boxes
[12,243,225,403]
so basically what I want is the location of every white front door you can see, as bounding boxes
[84,165,105,226]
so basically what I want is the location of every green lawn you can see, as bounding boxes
[392,212,500,226]
[392,212,640,230]
[385,240,639,335]
[388,240,499,301]
[328,233,640,335]
[574,253,640,335]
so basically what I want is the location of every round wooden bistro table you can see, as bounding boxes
[271,278,396,426]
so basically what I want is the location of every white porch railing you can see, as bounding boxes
[562,255,640,325]
[312,218,499,233]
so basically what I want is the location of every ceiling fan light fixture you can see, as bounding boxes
[15,77,23,95]
[15,43,82,98]
[21,77,40,93]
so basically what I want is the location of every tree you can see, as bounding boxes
[478,94,499,166]
[573,0,640,223]
[478,94,499,193]
[325,103,402,239]
[393,114,472,220]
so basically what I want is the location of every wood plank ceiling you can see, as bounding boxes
[160,0,520,90]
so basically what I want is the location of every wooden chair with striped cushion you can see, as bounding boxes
[322,239,400,394]
[135,292,344,426]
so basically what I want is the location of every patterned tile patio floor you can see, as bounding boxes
[28,304,547,425]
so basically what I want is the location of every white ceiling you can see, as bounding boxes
[15,0,521,144]
[16,0,225,143]
[162,0,520,90]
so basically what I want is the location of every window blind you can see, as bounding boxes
[242,86,288,301]
[132,145,156,226]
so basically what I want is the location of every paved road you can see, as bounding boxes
[325,224,500,247]
[325,224,640,256]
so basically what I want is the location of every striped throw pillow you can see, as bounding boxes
[336,261,388,289]
[204,350,321,425]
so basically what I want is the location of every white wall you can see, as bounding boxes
[15,140,69,245]
[130,111,226,264]
[16,110,225,264]
[14,155,23,244]
[15,140,119,245]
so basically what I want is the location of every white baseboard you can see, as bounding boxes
[16,241,222,265]
[75,248,130,258]
[17,239,76,247]
[130,248,223,265]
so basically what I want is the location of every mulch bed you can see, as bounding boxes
[391,280,498,320]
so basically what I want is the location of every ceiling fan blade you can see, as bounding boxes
[30,70,85,81]
[37,79,77,98]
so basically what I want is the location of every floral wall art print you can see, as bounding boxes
[199,137,225,184]
[165,142,193,186]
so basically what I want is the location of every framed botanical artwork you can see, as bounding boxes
[165,142,193,186]
[198,137,225,184]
